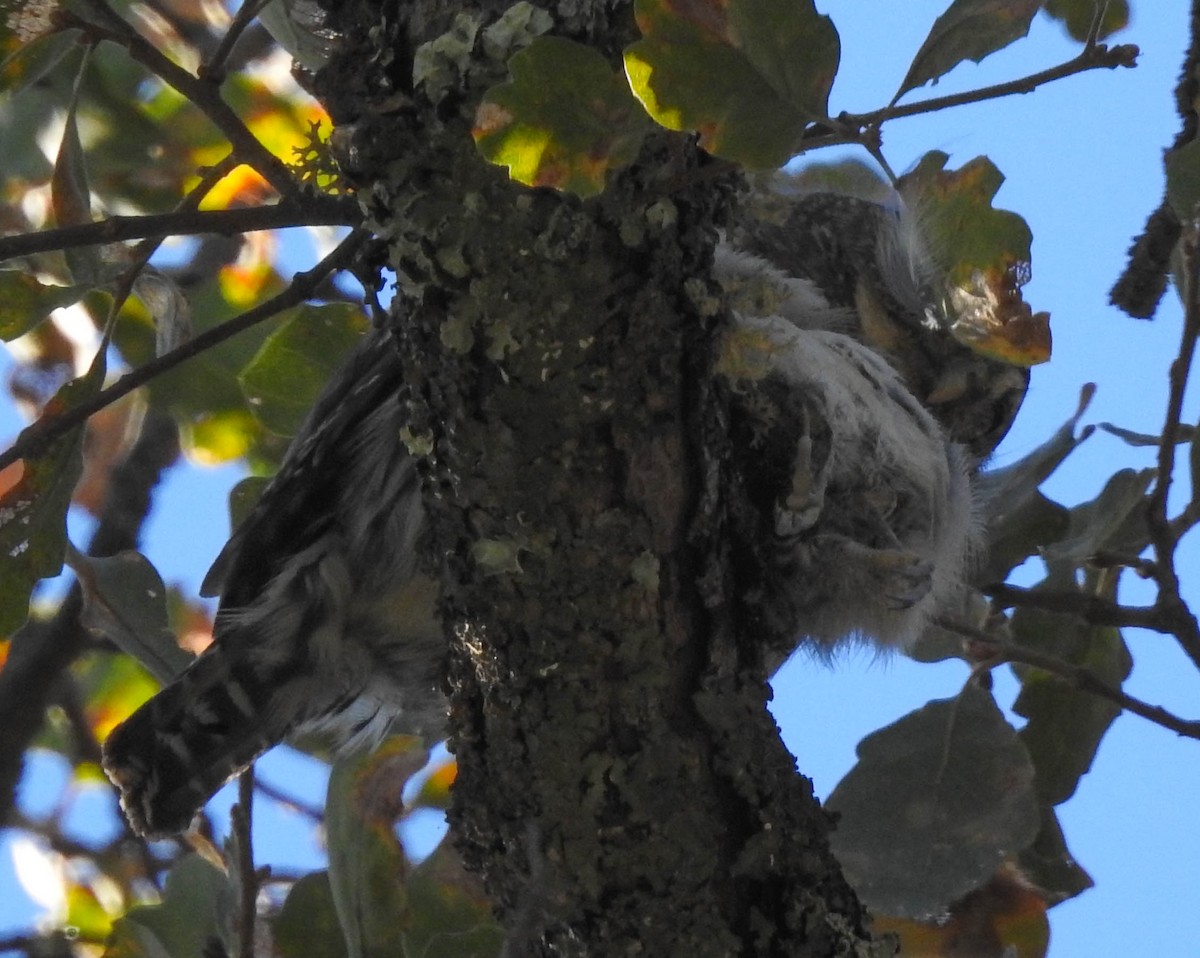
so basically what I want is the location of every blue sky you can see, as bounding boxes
[2,3,1198,956]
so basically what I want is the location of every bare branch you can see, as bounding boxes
[233,768,258,958]
[938,618,1200,740]
[836,43,1138,133]
[0,198,359,265]
[985,583,1162,630]
[1145,223,1200,667]
[203,0,275,83]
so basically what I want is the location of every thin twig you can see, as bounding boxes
[0,197,358,264]
[203,0,275,83]
[1145,222,1200,668]
[254,776,325,822]
[0,229,369,473]
[233,768,258,958]
[61,5,300,199]
[938,618,1200,740]
[839,42,1138,133]
[985,583,1162,630]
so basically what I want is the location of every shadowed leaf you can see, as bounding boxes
[896,0,1042,100]
[624,0,838,168]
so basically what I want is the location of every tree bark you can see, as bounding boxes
[317,1,888,953]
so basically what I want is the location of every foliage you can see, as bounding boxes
[0,1,1196,957]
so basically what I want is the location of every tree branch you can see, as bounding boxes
[0,198,359,264]
[61,3,301,199]
[985,583,1162,630]
[0,228,369,473]
[1145,223,1200,668]
[939,618,1200,740]
[836,42,1138,133]
[232,768,258,958]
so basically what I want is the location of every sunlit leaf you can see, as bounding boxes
[475,37,651,197]
[872,866,1050,958]
[1043,0,1130,42]
[896,0,1042,100]
[0,351,105,634]
[901,152,1050,366]
[624,0,839,169]
[238,303,368,436]
[827,684,1039,919]
[413,758,457,811]
[73,650,161,743]
[65,879,115,942]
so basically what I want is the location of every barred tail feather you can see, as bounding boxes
[101,649,297,838]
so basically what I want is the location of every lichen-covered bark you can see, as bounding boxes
[316,1,891,954]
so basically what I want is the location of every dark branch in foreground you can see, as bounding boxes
[0,198,359,264]
[938,618,1200,741]
[840,42,1138,131]
[0,229,370,473]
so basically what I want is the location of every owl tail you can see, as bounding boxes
[102,647,300,839]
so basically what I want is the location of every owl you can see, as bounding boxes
[102,190,1020,836]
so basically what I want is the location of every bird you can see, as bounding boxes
[101,188,1023,837]
[103,328,445,837]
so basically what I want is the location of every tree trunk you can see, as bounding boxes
[316,1,887,953]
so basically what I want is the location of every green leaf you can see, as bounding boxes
[1017,806,1094,905]
[0,271,92,340]
[895,0,1042,100]
[624,0,839,169]
[1042,0,1129,42]
[274,872,348,958]
[1165,138,1200,220]
[974,384,1094,583]
[474,36,651,197]
[900,151,1050,365]
[1191,417,1200,508]
[0,351,105,634]
[827,685,1039,918]
[1011,597,1132,806]
[901,152,1034,285]
[104,854,233,958]
[326,737,428,958]
[238,303,368,437]
[67,547,194,685]
[51,57,106,286]
[1040,467,1154,569]
[404,843,503,958]
[0,27,84,97]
